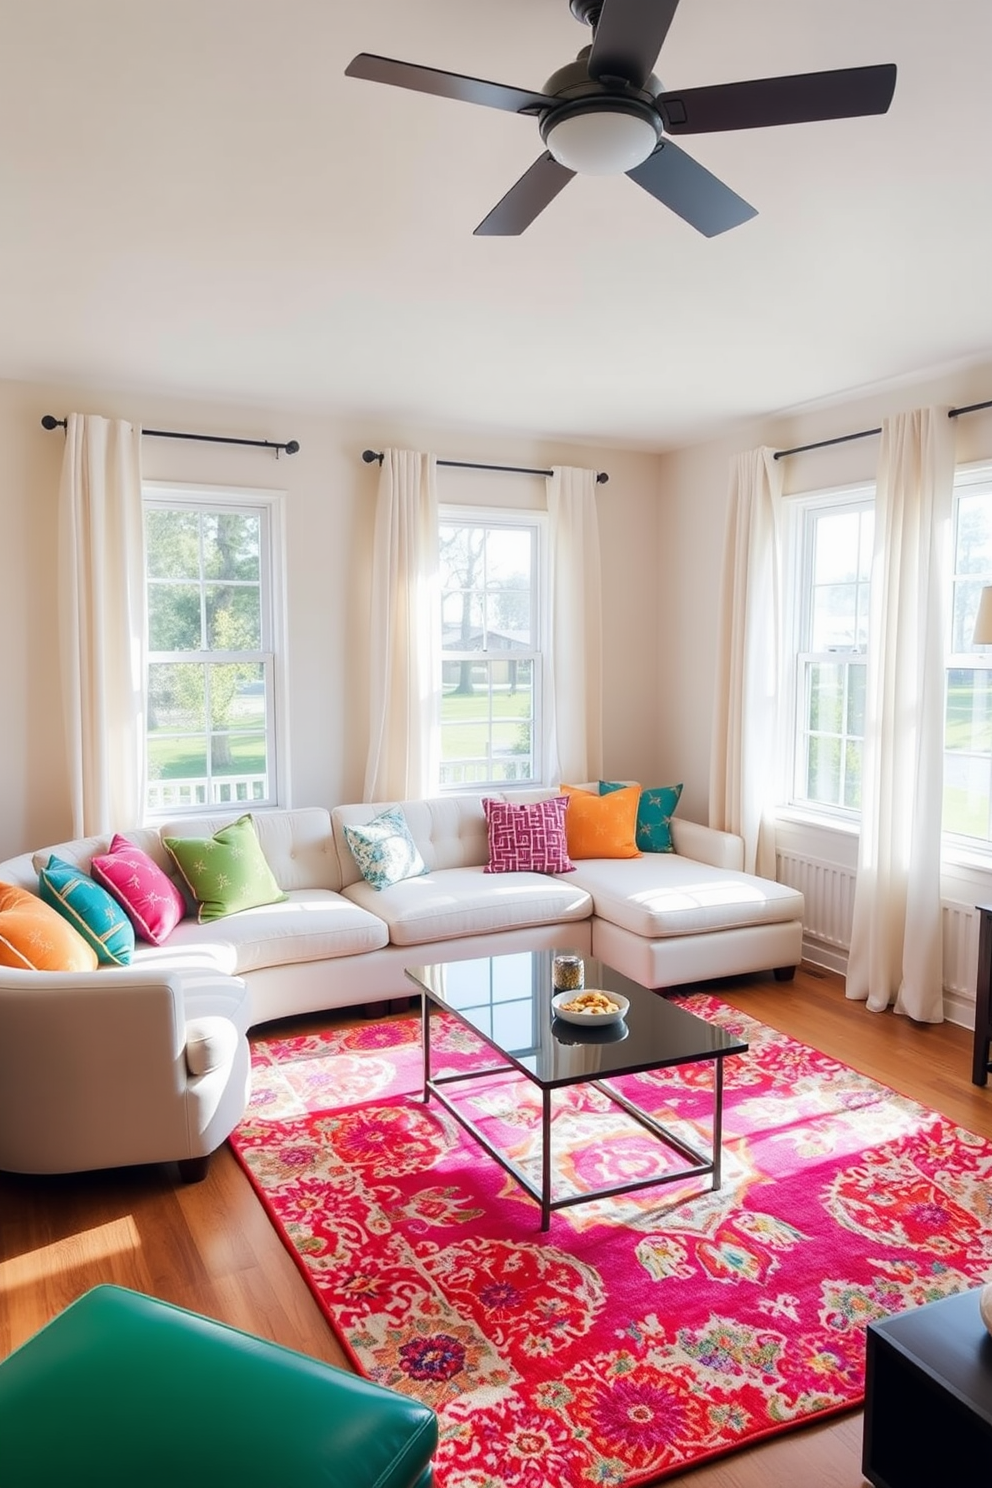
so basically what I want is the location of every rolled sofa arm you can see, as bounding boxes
[670,818,746,871]
[0,966,251,1175]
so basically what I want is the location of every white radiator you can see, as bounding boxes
[775,848,978,1028]
[776,850,856,958]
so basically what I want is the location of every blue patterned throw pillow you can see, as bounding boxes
[599,780,683,853]
[343,807,427,890]
[38,854,136,966]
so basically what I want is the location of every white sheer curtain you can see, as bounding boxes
[58,413,146,836]
[544,466,603,785]
[845,407,955,1022]
[709,447,783,877]
[363,449,440,802]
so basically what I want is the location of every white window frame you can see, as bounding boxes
[142,481,288,818]
[437,503,547,793]
[785,481,875,825]
[942,460,992,859]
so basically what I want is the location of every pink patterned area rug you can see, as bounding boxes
[229,997,992,1487]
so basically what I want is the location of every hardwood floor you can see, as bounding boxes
[2,963,989,1486]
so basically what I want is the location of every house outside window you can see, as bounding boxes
[143,484,285,816]
[789,486,874,818]
[944,463,992,847]
[438,508,543,789]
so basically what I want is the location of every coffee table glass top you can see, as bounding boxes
[405,950,747,1087]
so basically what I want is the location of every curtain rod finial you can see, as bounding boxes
[362,448,384,465]
[41,414,66,431]
[284,440,300,455]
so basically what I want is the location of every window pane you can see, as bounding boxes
[843,740,862,810]
[807,734,841,805]
[848,663,866,736]
[812,511,864,584]
[811,583,860,651]
[145,509,201,580]
[809,663,843,733]
[485,527,531,585]
[148,662,205,733]
[148,584,201,651]
[952,578,988,654]
[210,731,267,783]
[441,592,484,650]
[955,494,992,575]
[946,668,992,753]
[205,583,261,649]
[147,734,208,789]
[485,588,531,649]
[202,512,260,581]
[943,751,992,838]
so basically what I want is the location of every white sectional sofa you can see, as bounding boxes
[0,792,804,1179]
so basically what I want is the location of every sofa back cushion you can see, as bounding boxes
[156,808,343,893]
[333,796,495,887]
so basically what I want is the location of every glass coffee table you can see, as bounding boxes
[405,950,748,1230]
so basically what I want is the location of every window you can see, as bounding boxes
[143,485,285,815]
[944,465,992,845]
[438,509,543,789]
[790,488,874,817]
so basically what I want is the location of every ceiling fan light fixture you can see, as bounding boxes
[542,102,660,175]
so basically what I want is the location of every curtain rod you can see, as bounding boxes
[41,415,300,457]
[361,448,609,484]
[773,397,992,461]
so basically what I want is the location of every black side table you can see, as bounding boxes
[863,1288,992,1488]
[973,904,992,1086]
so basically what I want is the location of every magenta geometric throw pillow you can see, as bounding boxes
[483,796,574,875]
[91,833,187,945]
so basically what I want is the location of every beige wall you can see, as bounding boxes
[0,376,663,860]
[656,355,992,825]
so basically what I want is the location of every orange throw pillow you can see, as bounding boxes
[561,784,642,860]
[0,882,98,971]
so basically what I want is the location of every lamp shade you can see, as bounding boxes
[545,107,659,175]
[975,586,992,645]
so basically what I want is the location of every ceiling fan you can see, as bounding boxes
[345,0,896,238]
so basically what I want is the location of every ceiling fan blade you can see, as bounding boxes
[474,153,576,236]
[658,62,897,134]
[627,140,757,236]
[345,53,552,115]
[587,0,681,88]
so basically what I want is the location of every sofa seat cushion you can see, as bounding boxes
[144,890,389,975]
[566,855,805,939]
[342,866,593,948]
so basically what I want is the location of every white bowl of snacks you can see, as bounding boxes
[552,988,629,1027]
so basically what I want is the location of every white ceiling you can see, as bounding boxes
[2,0,991,450]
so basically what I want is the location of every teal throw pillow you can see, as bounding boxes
[599,780,683,853]
[163,814,287,923]
[344,807,427,890]
[38,855,135,966]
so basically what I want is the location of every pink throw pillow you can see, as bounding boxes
[483,797,574,875]
[91,834,187,945]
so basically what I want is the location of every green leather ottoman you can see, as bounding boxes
[0,1284,437,1487]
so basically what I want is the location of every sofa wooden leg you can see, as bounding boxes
[773,965,797,982]
[177,1155,210,1183]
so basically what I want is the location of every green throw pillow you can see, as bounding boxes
[163,814,287,923]
[343,806,427,890]
[38,854,135,966]
[599,780,683,853]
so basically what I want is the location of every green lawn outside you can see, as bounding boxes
[441,688,532,762]
[148,735,266,780]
